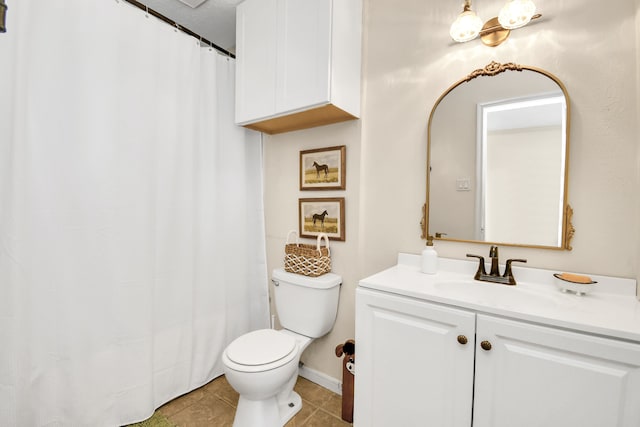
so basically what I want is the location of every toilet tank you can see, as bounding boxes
[272,268,342,338]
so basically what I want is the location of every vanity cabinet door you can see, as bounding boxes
[354,288,476,427]
[473,314,640,427]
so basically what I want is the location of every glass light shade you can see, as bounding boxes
[449,10,483,43]
[498,0,536,30]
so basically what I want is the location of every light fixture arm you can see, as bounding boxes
[479,12,541,37]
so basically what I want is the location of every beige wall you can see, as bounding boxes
[264,0,640,381]
[264,120,362,379]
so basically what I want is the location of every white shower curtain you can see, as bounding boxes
[0,1,270,425]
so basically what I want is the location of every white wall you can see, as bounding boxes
[636,0,640,306]
[264,0,640,381]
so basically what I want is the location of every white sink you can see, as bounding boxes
[433,279,562,310]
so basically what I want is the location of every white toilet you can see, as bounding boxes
[222,268,342,427]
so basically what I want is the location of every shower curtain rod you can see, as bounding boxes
[121,0,235,58]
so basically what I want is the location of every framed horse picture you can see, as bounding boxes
[299,146,346,190]
[299,198,345,241]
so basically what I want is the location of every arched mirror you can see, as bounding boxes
[424,61,574,250]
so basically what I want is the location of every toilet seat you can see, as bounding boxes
[224,329,298,373]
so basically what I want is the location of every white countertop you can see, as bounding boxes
[358,254,640,343]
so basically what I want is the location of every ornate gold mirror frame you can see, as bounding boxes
[421,61,574,250]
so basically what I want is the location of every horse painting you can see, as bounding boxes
[312,161,330,179]
[312,210,329,230]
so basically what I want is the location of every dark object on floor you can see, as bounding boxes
[335,339,355,423]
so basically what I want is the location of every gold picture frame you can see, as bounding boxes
[299,145,346,190]
[299,198,345,241]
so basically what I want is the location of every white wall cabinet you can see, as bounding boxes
[355,287,640,427]
[235,0,362,134]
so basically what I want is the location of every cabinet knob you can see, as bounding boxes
[480,340,492,351]
[457,335,468,345]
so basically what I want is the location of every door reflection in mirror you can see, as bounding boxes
[479,94,566,246]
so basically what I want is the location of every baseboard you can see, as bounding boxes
[298,364,342,396]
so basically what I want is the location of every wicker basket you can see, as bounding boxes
[284,231,331,277]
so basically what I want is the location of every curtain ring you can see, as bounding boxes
[145,6,149,18]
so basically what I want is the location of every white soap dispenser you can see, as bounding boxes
[421,236,438,274]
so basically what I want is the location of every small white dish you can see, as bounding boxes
[553,273,597,296]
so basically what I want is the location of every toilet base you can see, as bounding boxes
[278,390,302,425]
[232,390,302,427]
[233,395,279,427]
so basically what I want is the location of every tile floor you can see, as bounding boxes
[148,375,352,426]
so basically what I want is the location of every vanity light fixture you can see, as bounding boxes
[450,0,541,47]
[0,0,7,33]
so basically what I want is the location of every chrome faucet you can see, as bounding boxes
[467,246,527,286]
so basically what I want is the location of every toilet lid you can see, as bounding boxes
[226,329,296,366]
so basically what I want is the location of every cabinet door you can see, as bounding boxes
[355,288,475,427]
[235,0,278,123]
[474,314,640,427]
[276,0,331,113]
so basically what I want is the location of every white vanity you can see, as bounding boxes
[355,254,640,427]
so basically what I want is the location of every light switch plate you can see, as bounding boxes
[456,178,471,191]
